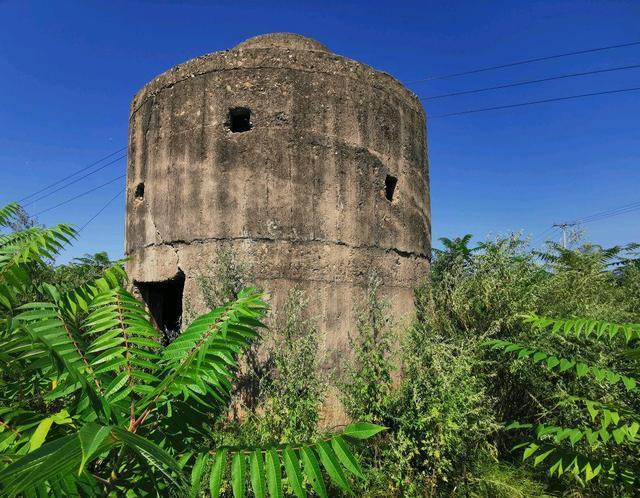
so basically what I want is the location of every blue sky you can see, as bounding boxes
[0,0,638,262]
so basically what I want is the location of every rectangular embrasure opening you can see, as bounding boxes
[228,107,252,133]
[135,271,185,342]
[385,174,398,202]
[134,182,145,200]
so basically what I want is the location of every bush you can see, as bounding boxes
[7,192,636,496]
[389,336,498,496]
[191,250,325,445]
[342,272,498,497]
[486,315,640,494]
[341,273,394,425]
[259,288,325,443]
[342,233,639,496]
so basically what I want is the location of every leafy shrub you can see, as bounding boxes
[341,273,394,425]
[424,235,640,496]
[198,247,252,309]
[383,291,498,496]
[486,315,640,494]
[342,233,638,496]
[467,462,552,498]
[192,252,325,448]
[536,242,639,321]
[4,194,637,497]
[187,247,268,416]
[259,288,324,444]
[341,272,498,497]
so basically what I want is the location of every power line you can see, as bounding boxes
[429,86,640,118]
[579,206,640,224]
[79,189,125,232]
[573,201,640,224]
[24,154,126,206]
[34,175,126,216]
[574,200,640,221]
[531,226,559,246]
[19,146,127,203]
[408,40,640,83]
[533,199,640,246]
[421,63,640,100]
[538,200,640,248]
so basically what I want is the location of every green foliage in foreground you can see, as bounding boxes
[340,234,639,497]
[3,196,639,497]
[485,314,640,487]
[0,202,383,497]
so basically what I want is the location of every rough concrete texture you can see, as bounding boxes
[125,33,431,423]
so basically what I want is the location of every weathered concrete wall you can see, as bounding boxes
[125,33,430,422]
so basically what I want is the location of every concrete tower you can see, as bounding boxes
[125,33,430,413]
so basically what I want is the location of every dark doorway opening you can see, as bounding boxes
[228,107,252,133]
[385,175,398,202]
[136,270,185,343]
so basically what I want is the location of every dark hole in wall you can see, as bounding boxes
[136,270,185,344]
[228,107,252,133]
[385,175,398,202]
[134,182,145,200]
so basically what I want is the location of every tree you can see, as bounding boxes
[437,234,476,259]
[431,234,479,278]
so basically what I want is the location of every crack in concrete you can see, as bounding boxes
[147,212,183,269]
[132,235,430,261]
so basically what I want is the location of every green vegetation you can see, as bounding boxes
[259,289,324,444]
[486,315,639,488]
[188,251,325,450]
[339,234,639,497]
[0,203,382,497]
[1,199,638,497]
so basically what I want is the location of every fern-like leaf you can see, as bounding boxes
[45,264,127,321]
[137,287,268,414]
[202,424,382,498]
[0,424,187,497]
[507,421,639,447]
[521,314,640,343]
[0,224,76,311]
[515,439,635,485]
[84,288,161,403]
[483,339,638,391]
[0,203,20,228]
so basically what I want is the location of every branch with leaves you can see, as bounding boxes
[484,314,640,488]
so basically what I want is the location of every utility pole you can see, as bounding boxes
[552,222,577,248]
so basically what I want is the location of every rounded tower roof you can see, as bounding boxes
[233,33,330,52]
[131,32,423,119]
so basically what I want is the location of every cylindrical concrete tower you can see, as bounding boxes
[125,33,430,408]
